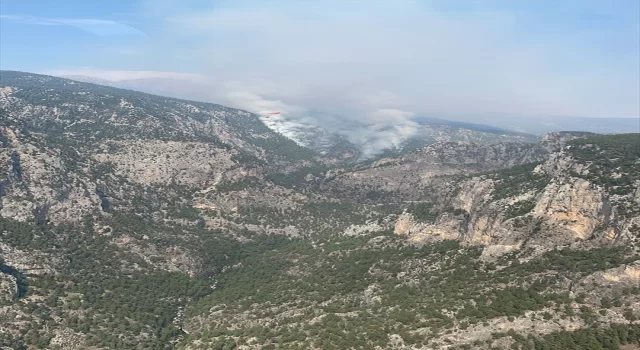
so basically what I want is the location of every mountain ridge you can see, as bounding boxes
[50,71,543,159]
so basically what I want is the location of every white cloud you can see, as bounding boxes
[0,15,146,37]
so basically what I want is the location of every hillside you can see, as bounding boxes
[0,72,639,350]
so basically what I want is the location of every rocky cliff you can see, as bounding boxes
[393,134,640,262]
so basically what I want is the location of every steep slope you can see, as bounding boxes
[0,71,327,225]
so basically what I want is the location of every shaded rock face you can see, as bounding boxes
[0,273,17,303]
[0,126,101,224]
[322,140,551,204]
[452,178,495,214]
[392,176,502,245]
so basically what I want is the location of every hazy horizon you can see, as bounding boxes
[1,0,638,153]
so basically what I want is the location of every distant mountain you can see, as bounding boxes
[447,114,640,135]
[55,75,122,88]
[414,116,528,135]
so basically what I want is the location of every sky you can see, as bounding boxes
[1,0,639,132]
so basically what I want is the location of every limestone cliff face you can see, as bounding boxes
[394,144,639,256]
[393,213,422,237]
[533,178,606,240]
[452,177,495,214]
[600,262,640,283]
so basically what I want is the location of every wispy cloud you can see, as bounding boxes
[46,68,201,81]
[133,0,638,119]
[0,15,146,37]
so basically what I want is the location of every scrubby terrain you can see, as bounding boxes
[0,72,639,350]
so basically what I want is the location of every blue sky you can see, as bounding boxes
[0,0,639,120]
[0,0,146,71]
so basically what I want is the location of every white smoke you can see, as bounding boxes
[223,90,324,147]
[347,109,419,158]
[224,90,420,156]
